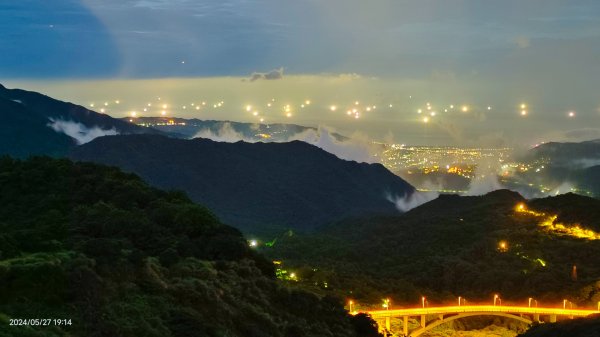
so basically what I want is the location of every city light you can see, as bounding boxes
[515,203,600,240]
[498,241,508,252]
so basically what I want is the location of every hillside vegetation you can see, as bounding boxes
[0,157,375,337]
[265,190,600,308]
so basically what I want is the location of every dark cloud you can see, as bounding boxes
[248,67,284,82]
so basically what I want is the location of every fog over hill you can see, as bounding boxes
[0,83,163,158]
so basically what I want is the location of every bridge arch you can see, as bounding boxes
[409,312,532,337]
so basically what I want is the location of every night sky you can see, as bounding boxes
[2,1,600,145]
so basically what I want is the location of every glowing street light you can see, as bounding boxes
[422,296,426,308]
[563,299,568,309]
[528,298,533,308]
[383,298,390,310]
[498,241,508,252]
[348,300,354,313]
[494,294,500,306]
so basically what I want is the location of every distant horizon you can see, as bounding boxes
[4,77,600,149]
[3,1,600,148]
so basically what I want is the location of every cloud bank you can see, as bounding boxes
[193,123,380,164]
[386,190,439,212]
[289,127,380,164]
[48,119,118,145]
[193,122,250,143]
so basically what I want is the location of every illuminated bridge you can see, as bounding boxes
[361,305,599,336]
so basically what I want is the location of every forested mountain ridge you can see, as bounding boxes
[0,157,376,337]
[266,190,600,307]
[70,134,415,234]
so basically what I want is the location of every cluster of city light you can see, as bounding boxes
[520,103,528,116]
[380,145,512,178]
[241,98,398,122]
[515,203,600,240]
[92,96,224,119]
[412,102,500,124]
[341,101,379,120]
[92,94,586,127]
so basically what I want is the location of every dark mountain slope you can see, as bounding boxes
[0,84,165,158]
[515,139,600,197]
[525,139,600,167]
[0,157,374,337]
[70,134,414,233]
[0,96,76,157]
[0,83,157,134]
[267,190,600,306]
[518,315,600,337]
